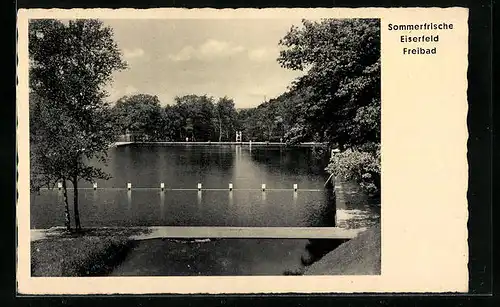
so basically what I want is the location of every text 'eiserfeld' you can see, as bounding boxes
[387,22,454,55]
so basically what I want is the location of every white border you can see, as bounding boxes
[17,7,469,294]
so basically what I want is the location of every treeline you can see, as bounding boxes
[111,92,305,143]
[112,94,237,142]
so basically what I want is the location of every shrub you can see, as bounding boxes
[326,144,380,196]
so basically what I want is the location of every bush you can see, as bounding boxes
[326,144,380,196]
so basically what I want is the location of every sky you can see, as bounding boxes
[101,19,306,108]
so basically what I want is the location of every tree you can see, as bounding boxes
[238,107,266,141]
[163,105,184,141]
[113,94,166,141]
[174,95,216,141]
[278,18,380,147]
[29,19,127,231]
[214,97,237,142]
[277,18,381,195]
[30,92,73,229]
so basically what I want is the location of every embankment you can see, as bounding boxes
[305,224,381,275]
[31,228,143,277]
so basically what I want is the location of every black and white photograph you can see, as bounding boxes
[27,15,381,278]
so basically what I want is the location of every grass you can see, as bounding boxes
[304,224,381,275]
[31,233,136,277]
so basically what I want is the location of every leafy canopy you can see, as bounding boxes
[278,18,380,148]
[29,19,127,188]
[277,18,381,195]
[113,94,165,140]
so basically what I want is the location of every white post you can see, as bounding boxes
[93,183,97,190]
[160,182,165,191]
[229,183,233,191]
[198,183,202,191]
[57,182,62,190]
[127,183,132,190]
[293,184,298,192]
[261,183,266,191]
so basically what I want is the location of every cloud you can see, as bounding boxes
[247,47,279,62]
[199,39,245,58]
[168,46,197,62]
[123,48,145,59]
[169,39,245,62]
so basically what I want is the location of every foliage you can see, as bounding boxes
[163,104,185,141]
[276,18,381,196]
[326,143,381,195]
[277,18,380,148]
[214,96,238,142]
[173,94,217,141]
[236,93,300,142]
[29,19,127,230]
[112,94,240,142]
[112,94,165,141]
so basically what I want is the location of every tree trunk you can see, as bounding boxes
[72,177,81,231]
[218,121,222,142]
[61,179,71,231]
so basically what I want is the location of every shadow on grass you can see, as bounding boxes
[31,231,138,277]
[281,238,348,276]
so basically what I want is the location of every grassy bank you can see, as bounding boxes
[31,230,138,277]
[305,224,381,275]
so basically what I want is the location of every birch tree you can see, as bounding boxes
[29,19,127,231]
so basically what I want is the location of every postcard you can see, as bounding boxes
[17,7,468,294]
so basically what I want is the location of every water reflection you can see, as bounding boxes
[160,191,165,218]
[197,191,202,206]
[111,238,335,276]
[248,146,329,178]
[57,190,63,204]
[334,181,380,229]
[127,190,132,213]
[109,237,351,276]
[31,145,379,228]
[235,145,242,162]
